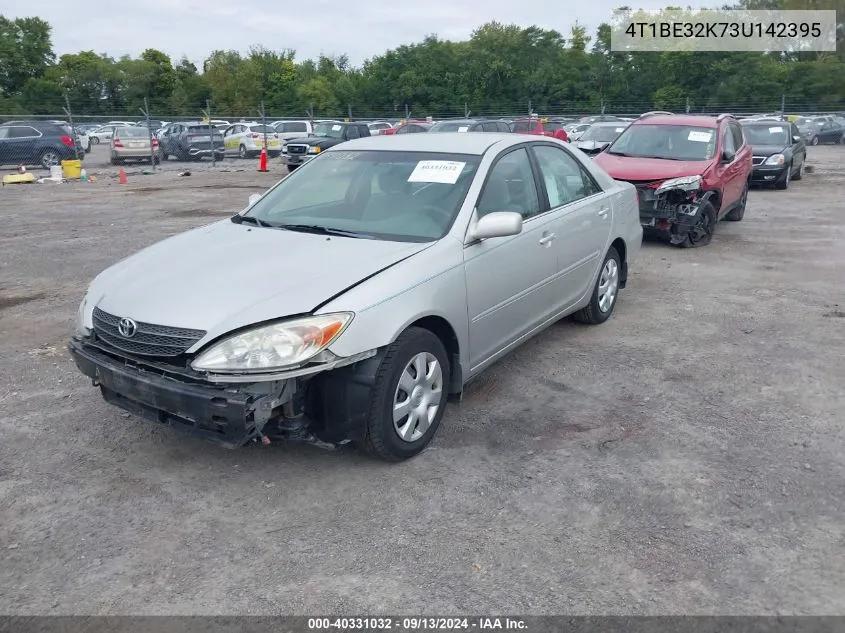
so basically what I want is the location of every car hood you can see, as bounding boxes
[749,144,787,156]
[593,153,711,182]
[576,140,611,152]
[89,220,432,338]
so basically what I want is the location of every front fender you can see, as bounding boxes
[319,237,469,384]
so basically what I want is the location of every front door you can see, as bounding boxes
[463,147,561,371]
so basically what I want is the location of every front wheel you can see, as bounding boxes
[676,201,716,248]
[91,137,100,145]
[793,158,805,181]
[573,247,621,325]
[238,144,248,159]
[360,327,450,462]
[775,163,791,190]
[811,135,820,146]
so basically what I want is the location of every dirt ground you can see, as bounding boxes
[1,147,844,616]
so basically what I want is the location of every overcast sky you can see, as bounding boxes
[5,0,711,67]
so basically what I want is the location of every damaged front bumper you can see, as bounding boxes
[67,338,377,449]
[636,178,706,237]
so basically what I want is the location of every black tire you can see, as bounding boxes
[238,144,248,159]
[109,153,121,166]
[811,135,820,146]
[725,182,748,221]
[774,163,791,190]
[840,134,845,145]
[360,327,450,462]
[287,165,298,173]
[85,145,91,154]
[676,201,716,248]
[573,246,622,325]
[39,149,60,170]
[792,157,805,181]
[91,137,100,145]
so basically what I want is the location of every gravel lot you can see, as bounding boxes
[1,147,844,616]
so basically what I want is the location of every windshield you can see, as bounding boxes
[581,125,625,142]
[313,122,344,138]
[242,150,481,242]
[607,124,718,161]
[430,121,473,132]
[742,124,789,146]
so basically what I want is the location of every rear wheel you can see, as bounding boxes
[39,150,60,169]
[573,247,621,325]
[360,327,450,462]
[91,137,100,145]
[811,135,820,146]
[793,158,805,180]
[109,153,121,166]
[725,182,748,221]
[675,201,716,248]
[238,144,248,159]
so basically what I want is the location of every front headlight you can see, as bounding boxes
[191,312,353,373]
[307,146,321,154]
[656,175,702,193]
[765,153,785,166]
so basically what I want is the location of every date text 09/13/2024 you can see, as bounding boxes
[307,617,528,630]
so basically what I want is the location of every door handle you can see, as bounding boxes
[598,207,609,218]
[538,232,556,246]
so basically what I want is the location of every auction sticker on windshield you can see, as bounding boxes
[458,126,469,132]
[331,124,342,131]
[408,160,467,184]
[615,127,625,132]
[688,130,713,142]
[769,126,785,133]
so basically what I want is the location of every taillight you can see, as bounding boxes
[273,133,278,138]
[252,133,260,139]
[152,138,159,147]
[60,135,74,148]
[113,137,123,147]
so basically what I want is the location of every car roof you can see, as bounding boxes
[740,119,788,125]
[591,121,628,128]
[332,132,528,155]
[633,114,719,128]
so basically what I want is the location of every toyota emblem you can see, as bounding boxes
[117,317,138,338]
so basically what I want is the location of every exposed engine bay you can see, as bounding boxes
[635,175,711,242]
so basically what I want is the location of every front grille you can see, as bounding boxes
[286,144,308,155]
[752,156,766,165]
[92,307,206,358]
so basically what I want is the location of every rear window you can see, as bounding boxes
[247,125,274,133]
[284,122,308,133]
[188,125,221,135]
[114,127,149,138]
[510,121,534,132]
[542,122,563,132]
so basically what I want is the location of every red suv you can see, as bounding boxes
[593,112,752,247]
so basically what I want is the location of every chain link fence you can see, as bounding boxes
[2,96,845,172]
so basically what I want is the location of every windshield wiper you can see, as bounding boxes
[231,214,271,227]
[276,224,373,239]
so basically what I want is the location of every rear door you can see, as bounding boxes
[4,126,42,163]
[530,143,609,308]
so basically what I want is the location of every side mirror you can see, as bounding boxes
[248,193,261,206]
[721,149,735,163]
[793,135,801,142]
[469,211,523,241]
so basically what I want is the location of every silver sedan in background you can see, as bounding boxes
[69,133,642,461]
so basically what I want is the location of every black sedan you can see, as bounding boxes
[740,120,807,190]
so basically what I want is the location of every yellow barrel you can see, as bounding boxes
[61,159,82,179]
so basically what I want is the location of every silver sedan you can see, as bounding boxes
[69,133,642,461]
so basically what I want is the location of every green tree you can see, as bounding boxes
[0,16,55,96]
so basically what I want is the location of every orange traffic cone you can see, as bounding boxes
[257,146,268,172]
[118,167,128,185]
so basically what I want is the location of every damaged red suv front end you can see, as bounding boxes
[594,113,752,247]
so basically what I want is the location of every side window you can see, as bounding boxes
[729,121,744,149]
[532,144,601,208]
[498,122,510,132]
[790,124,800,140]
[476,148,540,220]
[0,127,9,139]
[291,122,307,133]
[722,125,736,156]
[9,126,38,138]
[480,122,497,132]
[346,125,360,140]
